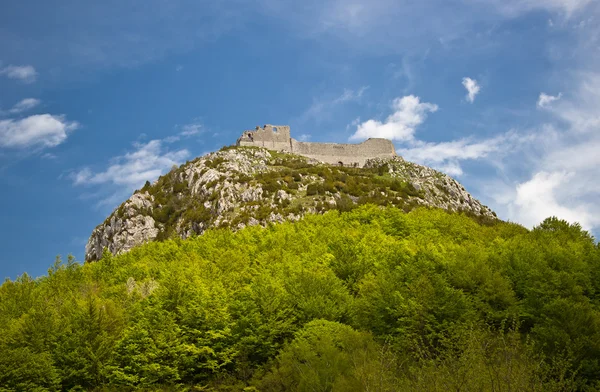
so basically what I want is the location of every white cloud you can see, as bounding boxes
[348,94,506,177]
[395,128,542,179]
[164,122,204,143]
[72,139,189,190]
[462,77,481,103]
[486,0,594,17]
[260,0,590,57]
[298,134,311,141]
[544,137,600,171]
[180,122,202,136]
[397,136,507,177]
[543,73,600,133]
[436,162,465,177]
[0,65,38,83]
[478,72,600,232]
[503,171,600,230]
[352,79,600,233]
[41,152,57,160]
[349,95,438,141]
[399,138,499,164]
[1,0,592,79]
[8,98,41,114]
[0,114,78,148]
[537,92,562,108]
[333,87,368,104]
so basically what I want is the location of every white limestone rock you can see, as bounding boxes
[85,147,496,262]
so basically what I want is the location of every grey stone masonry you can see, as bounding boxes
[236,124,396,167]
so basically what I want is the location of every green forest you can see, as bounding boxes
[1,205,600,391]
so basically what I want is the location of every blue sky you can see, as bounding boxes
[1,0,599,279]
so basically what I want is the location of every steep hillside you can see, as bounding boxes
[86,146,496,261]
[2,207,599,391]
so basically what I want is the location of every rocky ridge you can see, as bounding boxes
[85,146,496,261]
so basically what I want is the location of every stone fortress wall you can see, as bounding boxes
[236,124,396,167]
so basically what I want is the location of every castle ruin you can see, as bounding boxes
[236,124,396,167]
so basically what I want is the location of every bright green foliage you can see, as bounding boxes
[116,147,489,251]
[258,320,393,392]
[1,206,599,391]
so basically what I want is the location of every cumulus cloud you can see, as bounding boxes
[537,92,562,108]
[510,171,599,229]
[349,95,438,141]
[8,98,41,114]
[348,94,506,177]
[72,139,189,192]
[0,65,38,83]
[462,77,481,103]
[0,114,78,148]
[352,78,600,233]
[398,87,600,232]
[478,71,600,232]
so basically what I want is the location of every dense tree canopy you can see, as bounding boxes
[1,206,599,391]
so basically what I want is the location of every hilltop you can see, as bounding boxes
[4,134,600,392]
[85,146,495,261]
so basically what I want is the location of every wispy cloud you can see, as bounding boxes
[2,0,592,79]
[180,122,202,136]
[334,87,368,104]
[349,95,527,177]
[301,86,368,123]
[462,77,481,103]
[164,122,204,143]
[385,72,600,232]
[485,0,594,18]
[41,152,57,160]
[71,136,190,207]
[0,114,78,149]
[388,57,419,92]
[0,2,249,73]
[7,98,41,114]
[344,87,595,232]
[398,137,504,177]
[72,140,189,188]
[0,65,37,83]
[349,95,438,141]
[258,0,568,57]
[537,92,562,108]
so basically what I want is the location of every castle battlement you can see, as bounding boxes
[236,124,396,167]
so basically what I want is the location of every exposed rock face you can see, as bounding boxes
[85,146,496,261]
[85,193,159,261]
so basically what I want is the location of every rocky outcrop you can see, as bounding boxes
[85,146,496,261]
[85,193,160,261]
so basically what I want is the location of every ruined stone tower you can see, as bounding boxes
[237,124,396,167]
